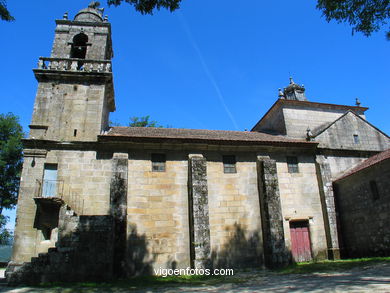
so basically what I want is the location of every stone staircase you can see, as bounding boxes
[6,205,114,285]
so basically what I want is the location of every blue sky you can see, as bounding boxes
[1,0,389,229]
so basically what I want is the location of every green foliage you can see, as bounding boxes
[107,0,181,15]
[0,113,23,214]
[0,214,12,245]
[0,0,14,21]
[129,115,162,127]
[317,0,390,38]
[109,120,121,127]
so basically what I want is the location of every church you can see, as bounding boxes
[6,3,390,284]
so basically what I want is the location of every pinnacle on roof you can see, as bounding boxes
[282,76,307,101]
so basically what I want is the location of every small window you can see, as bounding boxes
[287,156,299,173]
[223,155,236,173]
[151,154,166,172]
[370,180,379,200]
[353,134,360,144]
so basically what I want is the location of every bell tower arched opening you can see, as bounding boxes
[70,33,88,59]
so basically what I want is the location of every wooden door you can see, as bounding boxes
[290,221,312,262]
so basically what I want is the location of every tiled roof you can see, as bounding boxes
[99,127,316,146]
[335,148,390,182]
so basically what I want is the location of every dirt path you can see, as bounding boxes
[0,262,389,292]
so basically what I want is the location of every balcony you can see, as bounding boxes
[35,179,64,199]
[34,180,84,215]
[37,57,112,73]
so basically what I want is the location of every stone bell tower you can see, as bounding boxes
[30,2,115,142]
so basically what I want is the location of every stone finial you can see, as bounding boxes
[89,1,101,9]
[306,126,314,141]
[278,88,285,99]
[355,97,361,107]
[289,76,295,84]
[63,12,68,20]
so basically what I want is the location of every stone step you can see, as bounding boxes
[48,247,58,253]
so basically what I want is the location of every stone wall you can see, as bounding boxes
[11,149,112,265]
[257,156,288,267]
[52,22,111,60]
[315,112,389,151]
[11,152,47,264]
[30,82,110,141]
[7,205,114,285]
[254,108,287,135]
[334,159,390,257]
[188,155,211,269]
[283,106,362,139]
[49,150,112,215]
[126,151,190,275]
[207,152,264,268]
[275,153,328,259]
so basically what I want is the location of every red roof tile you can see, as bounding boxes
[99,127,316,146]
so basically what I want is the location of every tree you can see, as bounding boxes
[0,0,181,22]
[0,214,13,245]
[107,0,181,14]
[0,0,14,21]
[129,115,162,127]
[317,0,390,39]
[0,113,23,216]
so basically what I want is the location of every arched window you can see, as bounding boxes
[70,33,88,59]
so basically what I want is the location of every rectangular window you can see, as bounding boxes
[223,155,236,173]
[151,153,166,172]
[370,180,379,200]
[42,164,58,197]
[353,134,360,144]
[287,156,299,173]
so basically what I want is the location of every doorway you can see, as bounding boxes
[290,220,312,262]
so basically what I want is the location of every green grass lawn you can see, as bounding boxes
[38,274,244,290]
[276,257,390,274]
[23,257,390,291]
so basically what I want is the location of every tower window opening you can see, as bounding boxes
[74,129,77,137]
[353,134,360,144]
[71,33,88,69]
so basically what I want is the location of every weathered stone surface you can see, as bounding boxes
[207,153,264,269]
[316,155,340,259]
[188,154,211,269]
[7,205,114,285]
[110,153,128,277]
[257,156,289,268]
[276,153,328,260]
[334,158,390,258]
[126,151,190,275]
[315,112,389,151]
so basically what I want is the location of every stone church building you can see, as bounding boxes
[6,4,390,284]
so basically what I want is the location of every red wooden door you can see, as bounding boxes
[290,221,312,262]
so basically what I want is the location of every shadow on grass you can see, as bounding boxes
[275,256,390,274]
[32,274,243,292]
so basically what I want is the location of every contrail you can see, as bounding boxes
[177,12,240,130]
